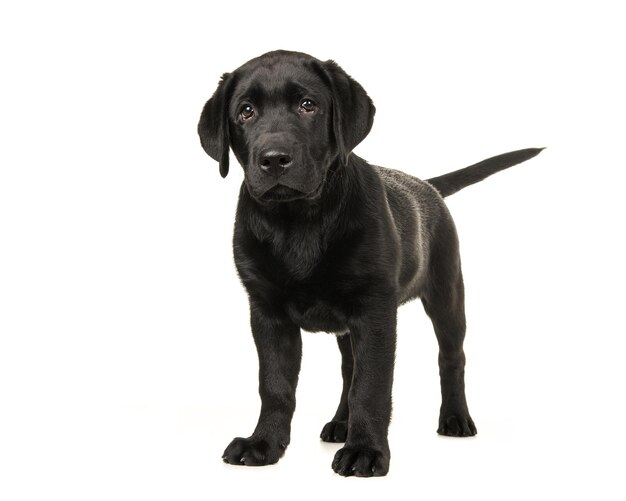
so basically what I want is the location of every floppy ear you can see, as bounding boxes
[322,60,376,164]
[198,72,234,178]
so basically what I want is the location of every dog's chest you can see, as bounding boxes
[268,234,355,333]
[274,230,324,281]
[285,294,349,334]
[255,214,328,281]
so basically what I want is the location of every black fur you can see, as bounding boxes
[427,147,544,197]
[198,50,542,477]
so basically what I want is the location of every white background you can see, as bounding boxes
[1,0,625,499]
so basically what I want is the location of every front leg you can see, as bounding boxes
[222,303,302,466]
[332,304,397,477]
[320,334,353,443]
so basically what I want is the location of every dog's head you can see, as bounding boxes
[198,51,375,203]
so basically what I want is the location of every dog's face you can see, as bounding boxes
[198,51,375,203]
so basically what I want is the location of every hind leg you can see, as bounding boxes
[422,261,477,437]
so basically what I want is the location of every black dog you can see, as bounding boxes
[198,50,542,477]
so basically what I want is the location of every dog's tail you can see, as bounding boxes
[426,147,544,198]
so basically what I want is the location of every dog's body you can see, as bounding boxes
[198,50,542,477]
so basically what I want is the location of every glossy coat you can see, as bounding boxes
[198,50,542,476]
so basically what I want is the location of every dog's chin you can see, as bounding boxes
[261,185,305,203]
[253,182,324,204]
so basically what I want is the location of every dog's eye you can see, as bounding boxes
[240,105,255,121]
[299,99,317,114]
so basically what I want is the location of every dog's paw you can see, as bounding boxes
[222,436,286,466]
[332,446,389,477]
[320,420,348,443]
[437,415,477,437]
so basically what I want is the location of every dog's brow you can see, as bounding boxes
[283,82,308,99]
[237,83,264,104]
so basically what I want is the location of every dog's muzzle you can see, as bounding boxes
[246,135,324,203]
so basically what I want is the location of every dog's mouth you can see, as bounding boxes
[257,181,324,203]
[260,185,307,202]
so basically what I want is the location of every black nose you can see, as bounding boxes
[259,150,293,176]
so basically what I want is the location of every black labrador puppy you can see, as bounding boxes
[198,50,542,477]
